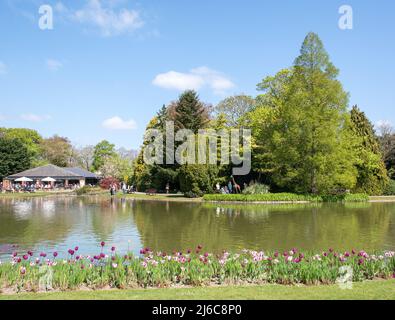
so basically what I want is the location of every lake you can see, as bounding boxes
[0,196,394,260]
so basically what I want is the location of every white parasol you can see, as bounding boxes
[14,177,33,182]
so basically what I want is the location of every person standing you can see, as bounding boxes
[165,182,170,194]
[228,180,233,194]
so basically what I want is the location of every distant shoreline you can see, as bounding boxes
[2,192,395,204]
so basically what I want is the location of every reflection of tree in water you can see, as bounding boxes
[1,198,394,256]
[88,197,136,241]
[133,201,395,253]
[0,197,78,245]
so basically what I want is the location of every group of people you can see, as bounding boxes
[110,182,135,196]
[215,177,242,194]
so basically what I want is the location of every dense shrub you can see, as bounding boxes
[178,165,218,195]
[99,177,120,190]
[383,180,395,196]
[203,193,369,203]
[243,183,270,195]
[75,186,103,196]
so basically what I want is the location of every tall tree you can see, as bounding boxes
[377,122,395,178]
[92,140,116,171]
[0,128,43,166]
[169,90,210,133]
[350,106,389,194]
[215,95,255,127]
[0,137,31,178]
[255,32,357,194]
[40,135,73,167]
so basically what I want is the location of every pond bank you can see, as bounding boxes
[2,191,395,204]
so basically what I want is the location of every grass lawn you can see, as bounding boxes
[1,280,394,300]
[369,196,395,202]
[0,191,75,198]
[118,192,202,202]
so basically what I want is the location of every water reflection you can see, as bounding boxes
[0,197,394,260]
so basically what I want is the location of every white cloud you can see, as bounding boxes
[102,116,137,130]
[46,59,63,72]
[20,114,51,122]
[72,0,144,37]
[152,66,235,95]
[0,61,7,75]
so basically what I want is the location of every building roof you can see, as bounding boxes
[6,164,98,180]
[66,167,99,179]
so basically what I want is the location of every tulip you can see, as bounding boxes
[101,241,105,247]
[53,252,58,257]
[68,249,75,256]
[75,246,79,251]
[23,255,29,260]
[111,246,116,252]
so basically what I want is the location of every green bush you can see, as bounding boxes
[383,180,395,196]
[178,164,218,195]
[203,193,369,203]
[243,183,270,195]
[76,186,103,196]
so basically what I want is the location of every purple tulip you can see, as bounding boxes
[53,252,58,257]
[101,241,105,247]
[23,255,29,260]
[111,246,116,252]
[74,246,79,251]
[68,249,75,256]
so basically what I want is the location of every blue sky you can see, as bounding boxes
[0,0,394,149]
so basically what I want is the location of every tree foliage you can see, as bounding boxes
[40,135,73,167]
[350,106,388,195]
[0,137,31,178]
[92,140,116,171]
[254,32,357,194]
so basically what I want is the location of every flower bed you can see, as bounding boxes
[0,243,394,293]
[203,193,369,202]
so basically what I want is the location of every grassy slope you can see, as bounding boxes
[1,280,394,300]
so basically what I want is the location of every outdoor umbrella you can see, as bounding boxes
[14,177,33,182]
[41,177,56,182]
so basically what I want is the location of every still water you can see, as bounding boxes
[0,196,394,260]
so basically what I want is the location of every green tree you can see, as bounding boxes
[215,95,255,127]
[92,140,116,171]
[377,122,395,179]
[255,32,358,194]
[350,106,389,195]
[0,128,42,166]
[40,135,73,167]
[169,90,210,133]
[0,137,31,178]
